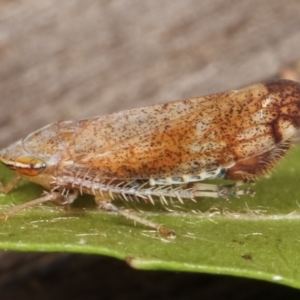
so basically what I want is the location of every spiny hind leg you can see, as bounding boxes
[190,180,254,199]
[95,195,176,238]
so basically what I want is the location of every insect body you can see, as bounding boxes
[1,79,300,236]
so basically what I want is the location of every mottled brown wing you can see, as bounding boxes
[60,81,285,180]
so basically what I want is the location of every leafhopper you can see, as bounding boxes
[0,79,299,236]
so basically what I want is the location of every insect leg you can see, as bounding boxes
[0,174,22,193]
[0,190,78,219]
[95,196,175,238]
[191,181,254,199]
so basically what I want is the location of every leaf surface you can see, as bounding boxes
[1,145,300,288]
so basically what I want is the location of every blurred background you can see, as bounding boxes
[1,0,300,298]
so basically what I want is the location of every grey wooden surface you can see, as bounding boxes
[1,0,300,298]
[1,0,300,148]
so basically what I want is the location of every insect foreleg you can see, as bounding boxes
[0,190,78,219]
[0,175,22,194]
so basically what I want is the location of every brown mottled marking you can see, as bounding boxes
[0,79,300,235]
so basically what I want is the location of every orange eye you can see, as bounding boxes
[13,157,46,176]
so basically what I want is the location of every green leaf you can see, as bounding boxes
[1,145,300,289]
